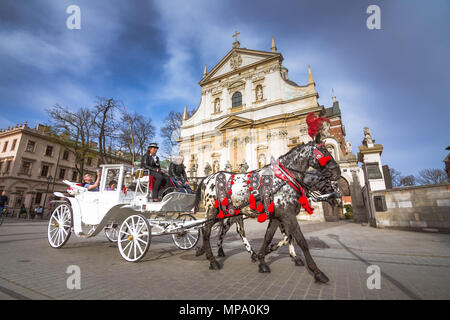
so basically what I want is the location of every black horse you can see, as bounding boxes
[193,141,341,283]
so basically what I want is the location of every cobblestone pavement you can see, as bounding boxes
[0,217,449,300]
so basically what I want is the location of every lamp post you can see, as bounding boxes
[43,175,53,216]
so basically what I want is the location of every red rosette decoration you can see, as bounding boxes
[257,213,268,223]
[221,197,229,206]
[318,156,331,166]
[268,201,274,213]
[256,202,264,212]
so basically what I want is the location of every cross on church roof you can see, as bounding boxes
[232,30,240,42]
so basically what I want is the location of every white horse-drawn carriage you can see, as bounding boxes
[47,164,204,262]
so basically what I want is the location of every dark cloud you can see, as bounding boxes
[0,0,448,175]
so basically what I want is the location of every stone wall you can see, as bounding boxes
[372,184,450,232]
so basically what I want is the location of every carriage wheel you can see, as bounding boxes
[172,214,200,250]
[48,204,72,248]
[118,214,151,262]
[104,224,119,243]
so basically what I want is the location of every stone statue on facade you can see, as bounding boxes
[256,86,263,100]
[213,161,220,173]
[346,140,352,153]
[239,160,249,173]
[224,161,232,172]
[363,127,374,146]
[204,162,212,176]
[190,162,198,177]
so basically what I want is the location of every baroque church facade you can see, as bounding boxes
[178,36,363,221]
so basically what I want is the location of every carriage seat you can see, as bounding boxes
[148,174,174,191]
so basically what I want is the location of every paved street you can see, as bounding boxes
[0,217,449,300]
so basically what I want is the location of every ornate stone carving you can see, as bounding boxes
[224,161,232,172]
[363,127,374,146]
[230,53,242,70]
[204,162,212,176]
[256,85,263,100]
[239,160,249,173]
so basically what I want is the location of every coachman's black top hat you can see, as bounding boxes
[148,143,159,149]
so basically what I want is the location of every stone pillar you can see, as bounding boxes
[357,127,386,227]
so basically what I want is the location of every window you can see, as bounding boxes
[232,91,242,108]
[72,170,78,182]
[45,146,53,157]
[41,165,49,177]
[35,193,42,205]
[4,161,11,174]
[62,150,69,160]
[2,141,8,152]
[59,168,66,180]
[104,168,120,191]
[11,139,17,151]
[366,162,383,179]
[86,158,92,166]
[21,161,32,175]
[26,141,35,152]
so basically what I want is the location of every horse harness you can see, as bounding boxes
[213,161,317,223]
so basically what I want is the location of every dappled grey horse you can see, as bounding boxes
[194,141,341,283]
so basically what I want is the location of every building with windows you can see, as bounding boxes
[178,36,366,221]
[0,122,128,213]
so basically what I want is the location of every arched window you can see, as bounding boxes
[232,91,242,108]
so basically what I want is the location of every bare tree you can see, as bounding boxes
[46,104,96,181]
[399,175,416,186]
[416,169,447,185]
[118,112,155,163]
[160,108,195,156]
[389,168,402,187]
[92,97,121,165]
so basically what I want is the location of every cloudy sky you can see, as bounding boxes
[0,0,449,176]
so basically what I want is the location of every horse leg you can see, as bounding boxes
[284,214,329,283]
[202,217,222,270]
[262,221,304,266]
[257,218,279,273]
[278,222,305,267]
[235,217,258,262]
[217,219,232,257]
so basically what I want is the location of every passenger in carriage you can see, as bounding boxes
[106,180,117,191]
[83,169,101,191]
[169,154,193,194]
[142,143,170,202]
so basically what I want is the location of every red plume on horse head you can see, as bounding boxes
[306,112,330,140]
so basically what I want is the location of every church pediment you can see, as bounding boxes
[216,115,254,131]
[200,48,281,86]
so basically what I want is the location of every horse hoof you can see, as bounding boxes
[294,258,305,266]
[251,253,258,262]
[314,271,330,283]
[209,261,222,270]
[258,263,271,273]
[217,248,225,257]
[195,247,205,257]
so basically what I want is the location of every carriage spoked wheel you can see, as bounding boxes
[48,203,72,248]
[104,223,119,243]
[172,214,200,250]
[118,214,151,262]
